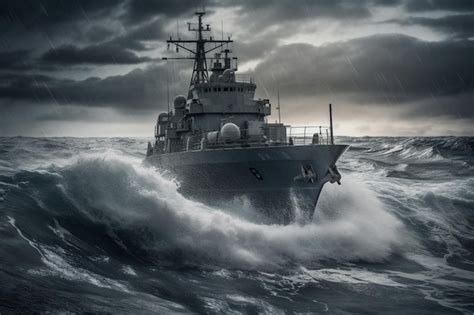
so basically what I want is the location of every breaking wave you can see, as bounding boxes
[3,151,404,269]
[1,136,472,313]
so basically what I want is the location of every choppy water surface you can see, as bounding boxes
[0,136,473,313]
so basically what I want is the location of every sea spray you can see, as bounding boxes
[55,151,405,268]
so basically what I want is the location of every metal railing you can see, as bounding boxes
[153,124,333,154]
[234,75,253,84]
[287,126,331,145]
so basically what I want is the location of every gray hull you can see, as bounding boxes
[145,144,348,224]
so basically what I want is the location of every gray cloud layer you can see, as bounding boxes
[0,66,171,109]
[2,34,471,118]
[0,0,473,135]
[387,13,474,39]
[254,35,473,114]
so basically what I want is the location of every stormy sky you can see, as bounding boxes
[1,0,473,136]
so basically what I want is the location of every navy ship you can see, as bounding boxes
[145,11,348,224]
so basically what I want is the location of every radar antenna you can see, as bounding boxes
[163,11,233,87]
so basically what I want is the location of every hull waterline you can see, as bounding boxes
[145,144,348,224]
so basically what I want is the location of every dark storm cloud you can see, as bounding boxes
[223,0,401,62]
[387,14,474,39]
[122,0,382,26]
[40,44,153,65]
[234,0,373,20]
[0,0,120,30]
[253,34,474,117]
[122,0,214,24]
[2,34,472,121]
[217,1,389,66]
[0,0,201,68]
[83,25,116,42]
[404,0,474,12]
[406,93,473,119]
[39,19,166,65]
[0,64,187,110]
[228,0,374,36]
[0,50,30,69]
[0,0,401,70]
[225,0,474,37]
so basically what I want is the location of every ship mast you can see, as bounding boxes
[163,11,234,87]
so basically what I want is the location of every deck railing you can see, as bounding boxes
[234,75,253,84]
[153,124,334,154]
[287,126,332,145]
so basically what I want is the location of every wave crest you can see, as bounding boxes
[40,151,406,269]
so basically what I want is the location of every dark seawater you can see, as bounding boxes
[0,136,473,314]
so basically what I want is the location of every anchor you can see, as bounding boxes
[294,164,317,183]
[324,165,341,185]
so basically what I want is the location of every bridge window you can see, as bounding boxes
[223,87,228,91]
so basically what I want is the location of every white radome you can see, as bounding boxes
[220,123,240,142]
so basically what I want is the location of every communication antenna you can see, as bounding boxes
[329,103,334,145]
[163,10,233,86]
[167,64,170,120]
[176,20,179,39]
[276,89,281,124]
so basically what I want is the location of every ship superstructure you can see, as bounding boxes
[145,11,348,224]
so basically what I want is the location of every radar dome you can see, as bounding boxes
[174,95,186,109]
[221,69,235,82]
[220,123,240,142]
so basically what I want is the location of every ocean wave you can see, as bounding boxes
[340,137,474,181]
[345,137,473,162]
[2,151,405,270]
[1,137,473,313]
